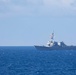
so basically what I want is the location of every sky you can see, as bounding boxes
[0,0,76,46]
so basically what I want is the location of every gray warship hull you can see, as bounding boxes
[35,45,76,50]
[35,33,76,50]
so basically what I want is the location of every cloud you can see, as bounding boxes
[0,0,76,18]
[44,0,75,6]
[0,0,8,2]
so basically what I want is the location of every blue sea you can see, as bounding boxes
[0,46,76,75]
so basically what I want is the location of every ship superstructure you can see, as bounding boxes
[47,33,66,47]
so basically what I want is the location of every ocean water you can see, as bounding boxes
[0,46,76,75]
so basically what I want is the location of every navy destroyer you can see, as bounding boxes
[35,33,76,50]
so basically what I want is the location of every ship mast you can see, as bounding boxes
[47,32,54,47]
[50,32,54,42]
